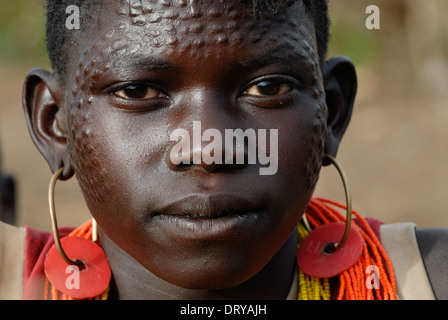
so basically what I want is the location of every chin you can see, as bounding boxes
[160,265,258,291]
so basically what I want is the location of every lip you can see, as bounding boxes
[149,194,262,241]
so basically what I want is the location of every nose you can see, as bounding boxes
[166,91,249,173]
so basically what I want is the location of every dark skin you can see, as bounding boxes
[23,2,359,299]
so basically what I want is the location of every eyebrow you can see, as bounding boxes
[106,46,312,76]
[118,55,180,72]
[238,48,305,70]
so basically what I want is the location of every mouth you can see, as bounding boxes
[149,194,263,241]
[153,194,260,218]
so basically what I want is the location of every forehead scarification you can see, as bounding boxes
[68,0,319,99]
[75,1,316,71]
[117,0,250,24]
[108,0,308,47]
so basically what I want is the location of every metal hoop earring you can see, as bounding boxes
[48,167,83,266]
[297,154,363,278]
[322,153,352,253]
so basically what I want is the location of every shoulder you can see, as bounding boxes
[415,227,448,300]
[380,222,448,300]
[379,222,435,299]
[0,220,26,299]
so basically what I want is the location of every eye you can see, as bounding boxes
[113,84,162,100]
[244,79,293,97]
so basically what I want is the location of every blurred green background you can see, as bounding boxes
[0,0,49,68]
[0,1,447,231]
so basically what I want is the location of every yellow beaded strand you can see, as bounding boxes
[297,220,331,300]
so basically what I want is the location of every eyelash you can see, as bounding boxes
[111,83,167,101]
[107,75,299,109]
[242,77,297,98]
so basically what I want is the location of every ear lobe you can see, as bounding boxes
[322,56,357,166]
[22,68,74,180]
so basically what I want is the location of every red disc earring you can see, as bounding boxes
[44,168,111,299]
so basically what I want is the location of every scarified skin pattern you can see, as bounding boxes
[67,0,327,205]
[68,33,115,204]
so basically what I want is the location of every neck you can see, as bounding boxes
[100,230,298,300]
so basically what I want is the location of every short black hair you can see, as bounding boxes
[45,0,329,77]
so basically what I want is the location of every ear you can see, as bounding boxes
[22,68,74,180]
[321,56,357,166]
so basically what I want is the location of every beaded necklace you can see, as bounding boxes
[297,198,396,300]
[43,197,396,300]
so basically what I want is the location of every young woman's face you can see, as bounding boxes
[65,1,327,289]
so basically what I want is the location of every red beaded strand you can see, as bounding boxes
[303,198,397,300]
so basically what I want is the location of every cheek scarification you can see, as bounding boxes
[68,32,117,205]
[306,99,327,191]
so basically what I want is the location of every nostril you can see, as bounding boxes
[176,161,193,172]
[166,121,254,173]
[166,147,192,171]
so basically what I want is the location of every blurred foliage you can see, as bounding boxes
[328,14,382,68]
[0,0,49,68]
